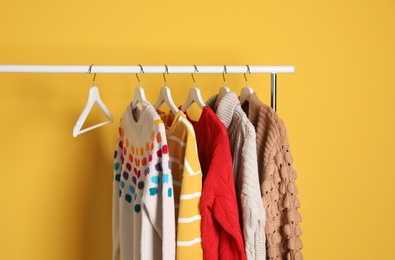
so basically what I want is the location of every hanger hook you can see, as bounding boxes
[163,65,168,85]
[136,64,144,86]
[191,65,198,86]
[88,64,96,86]
[244,65,250,83]
[223,65,227,85]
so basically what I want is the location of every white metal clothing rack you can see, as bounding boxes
[0,65,295,111]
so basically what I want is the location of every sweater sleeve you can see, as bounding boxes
[212,193,247,260]
[259,109,303,260]
[112,133,123,260]
[238,123,266,260]
[176,117,203,258]
[201,134,247,260]
[143,122,175,260]
[276,119,303,260]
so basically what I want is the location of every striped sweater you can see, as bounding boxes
[159,111,203,259]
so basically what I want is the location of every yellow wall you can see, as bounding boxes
[0,0,394,259]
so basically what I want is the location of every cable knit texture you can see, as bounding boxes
[206,92,266,260]
[186,106,246,260]
[112,101,175,260]
[245,93,303,260]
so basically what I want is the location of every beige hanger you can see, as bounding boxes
[239,65,254,105]
[154,65,179,114]
[213,65,230,110]
[131,65,147,109]
[73,65,113,137]
[181,65,205,112]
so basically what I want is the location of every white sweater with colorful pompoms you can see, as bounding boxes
[112,101,175,260]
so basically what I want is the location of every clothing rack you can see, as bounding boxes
[0,65,295,111]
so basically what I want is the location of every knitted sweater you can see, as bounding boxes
[113,101,175,260]
[186,106,246,260]
[159,110,203,259]
[206,92,266,260]
[245,93,303,260]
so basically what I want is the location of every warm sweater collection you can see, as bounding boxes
[112,93,302,259]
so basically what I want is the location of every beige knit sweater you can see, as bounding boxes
[206,92,266,260]
[246,93,303,260]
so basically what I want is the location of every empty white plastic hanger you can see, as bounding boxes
[213,65,230,110]
[73,68,113,137]
[181,66,205,112]
[131,65,147,109]
[154,66,179,115]
[239,65,254,106]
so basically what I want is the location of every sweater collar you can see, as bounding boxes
[124,100,151,137]
[159,110,186,136]
[206,92,239,129]
[248,92,262,127]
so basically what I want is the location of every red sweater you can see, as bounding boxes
[188,106,246,260]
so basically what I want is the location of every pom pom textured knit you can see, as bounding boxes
[245,93,303,260]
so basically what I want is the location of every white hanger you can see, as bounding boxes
[213,65,230,110]
[239,87,254,106]
[239,65,254,106]
[131,65,147,109]
[131,87,146,109]
[181,66,205,112]
[154,66,179,114]
[73,70,113,137]
[181,87,206,112]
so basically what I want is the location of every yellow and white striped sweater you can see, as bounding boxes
[159,110,203,260]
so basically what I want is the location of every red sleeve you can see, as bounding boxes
[200,132,246,260]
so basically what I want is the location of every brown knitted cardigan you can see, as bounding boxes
[245,93,303,260]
